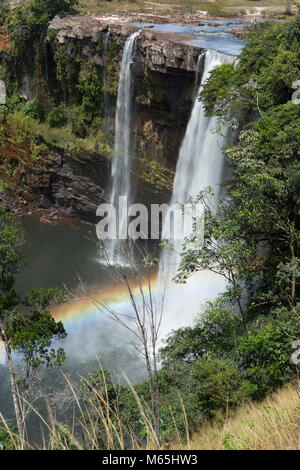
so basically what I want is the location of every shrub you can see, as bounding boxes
[47,104,67,128]
[0,425,19,450]
[0,1,9,27]
[159,296,244,367]
[23,99,44,121]
[235,306,300,398]
[70,106,88,138]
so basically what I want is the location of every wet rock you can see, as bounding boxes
[225,27,248,39]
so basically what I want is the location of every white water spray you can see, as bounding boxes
[158,50,235,337]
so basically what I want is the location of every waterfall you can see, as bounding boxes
[158,49,235,337]
[107,30,140,262]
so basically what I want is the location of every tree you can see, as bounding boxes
[159,296,244,367]
[0,209,67,449]
[286,0,292,15]
[200,16,300,117]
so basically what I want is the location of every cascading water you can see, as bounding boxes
[158,49,235,337]
[107,30,140,262]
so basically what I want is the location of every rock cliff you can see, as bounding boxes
[1,14,211,221]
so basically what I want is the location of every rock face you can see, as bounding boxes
[0,147,110,222]
[40,152,109,222]
[48,15,202,74]
[47,15,205,167]
[0,119,109,222]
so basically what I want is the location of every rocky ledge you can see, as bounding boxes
[48,15,206,75]
[0,150,110,223]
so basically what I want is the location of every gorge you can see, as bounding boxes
[0,13,244,368]
[1,1,300,451]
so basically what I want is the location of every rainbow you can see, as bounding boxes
[0,273,158,365]
[0,269,225,365]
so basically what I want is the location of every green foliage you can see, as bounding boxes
[4,0,73,72]
[0,1,9,27]
[52,424,78,450]
[159,299,300,405]
[235,306,300,398]
[1,0,109,153]
[8,0,78,49]
[81,358,251,443]
[47,104,67,128]
[0,209,25,317]
[104,41,122,96]
[157,358,251,430]
[51,44,104,137]
[70,105,88,138]
[159,296,244,367]
[81,368,122,405]
[77,61,103,116]
[0,425,19,450]
[144,68,165,104]
[200,16,300,117]
[22,99,44,121]
[200,63,241,117]
[7,309,66,370]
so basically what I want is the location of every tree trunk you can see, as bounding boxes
[142,332,160,448]
[0,325,24,449]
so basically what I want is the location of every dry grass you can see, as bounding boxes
[6,0,300,20]
[77,0,146,16]
[0,366,161,450]
[7,0,300,17]
[172,381,300,450]
[2,373,300,450]
[76,0,300,17]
